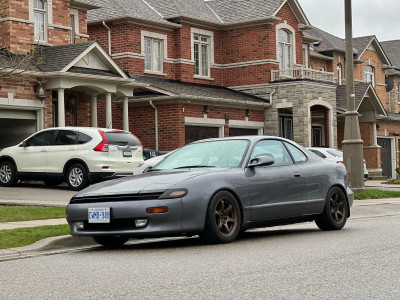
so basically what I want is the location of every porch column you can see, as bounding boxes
[91,96,98,127]
[123,97,129,131]
[105,92,112,128]
[373,122,378,146]
[57,88,65,127]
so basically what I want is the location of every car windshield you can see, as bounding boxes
[154,139,249,170]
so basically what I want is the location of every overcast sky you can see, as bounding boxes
[297,0,400,42]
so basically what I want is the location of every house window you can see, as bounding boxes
[279,117,293,140]
[278,29,292,69]
[337,63,342,85]
[364,65,375,87]
[193,34,210,77]
[34,0,46,41]
[70,14,76,44]
[398,83,400,103]
[144,37,163,72]
[302,45,308,68]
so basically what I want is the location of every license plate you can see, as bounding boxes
[88,208,110,223]
[123,150,132,157]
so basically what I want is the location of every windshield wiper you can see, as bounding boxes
[173,165,215,169]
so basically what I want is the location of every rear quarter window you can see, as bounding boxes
[77,132,93,144]
[105,132,141,147]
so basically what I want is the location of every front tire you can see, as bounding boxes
[315,187,348,230]
[66,163,88,191]
[0,161,17,187]
[202,191,241,244]
[93,236,129,247]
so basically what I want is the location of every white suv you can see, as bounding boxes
[0,127,144,190]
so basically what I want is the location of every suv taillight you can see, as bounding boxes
[93,130,109,152]
[131,133,143,148]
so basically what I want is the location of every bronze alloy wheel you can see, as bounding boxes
[330,192,345,224]
[214,198,238,237]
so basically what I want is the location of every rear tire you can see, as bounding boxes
[66,163,88,191]
[202,191,241,244]
[92,236,129,247]
[0,161,17,187]
[315,187,348,231]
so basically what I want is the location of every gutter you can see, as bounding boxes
[149,100,159,151]
[102,21,112,56]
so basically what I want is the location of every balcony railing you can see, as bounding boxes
[271,67,335,83]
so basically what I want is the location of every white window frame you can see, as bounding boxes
[276,22,297,69]
[70,8,79,44]
[191,28,214,79]
[33,0,47,42]
[364,65,375,87]
[398,83,400,104]
[337,63,342,85]
[141,31,167,75]
[302,44,308,68]
[29,0,52,43]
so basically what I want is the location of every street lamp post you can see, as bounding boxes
[343,0,365,193]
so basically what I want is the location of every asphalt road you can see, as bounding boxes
[0,201,400,299]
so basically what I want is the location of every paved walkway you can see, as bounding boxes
[0,218,67,230]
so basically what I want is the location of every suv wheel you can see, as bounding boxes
[66,163,88,191]
[0,161,17,187]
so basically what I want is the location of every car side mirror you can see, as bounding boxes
[20,141,28,147]
[248,155,275,168]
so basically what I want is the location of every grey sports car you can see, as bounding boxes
[66,136,353,246]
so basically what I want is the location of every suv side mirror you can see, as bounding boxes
[248,155,275,168]
[20,141,28,147]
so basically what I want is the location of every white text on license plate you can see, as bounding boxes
[88,208,110,223]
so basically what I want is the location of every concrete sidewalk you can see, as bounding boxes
[364,180,400,189]
[0,218,67,230]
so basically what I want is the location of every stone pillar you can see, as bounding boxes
[372,122,378,146]
[57,88,65,127]
[123,97,129,131]
[91,96,98,128]
[105,93,112,129]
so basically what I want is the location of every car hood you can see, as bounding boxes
[73,168,229,199]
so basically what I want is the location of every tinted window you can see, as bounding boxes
[251,140,293,166]
[54,130,77,145]
[26,130,55,146]
[104,132,141,147]
[309,149,327,159]
[77,132,92,144]
[285,142,307,163]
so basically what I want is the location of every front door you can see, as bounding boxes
[246,139,307,221]
[378,138,392,178]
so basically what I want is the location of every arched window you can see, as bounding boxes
[364,65,375,87]
[278,29,292,69]
[337,63,342,85]
[34,0,47,41]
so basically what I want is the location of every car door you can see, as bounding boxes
[17,130,56,173]
[245,139,307,221]
[46,130,78,173]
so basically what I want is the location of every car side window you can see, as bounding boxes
[285,142,307,163]
[26,130,55,146]
[309,149,327,158]
[250,140,293,166]
[77,132,92,144]
[54,130,78,145]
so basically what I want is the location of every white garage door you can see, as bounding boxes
[0,109,37,149]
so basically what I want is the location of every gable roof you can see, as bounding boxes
[336,83,387,116]
[131,75,269,106]
[352,36,391,65]
[89,0,309,28]
[381,40,400,69]
[305,27,348,54]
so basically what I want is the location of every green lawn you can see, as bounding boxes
[0,206,66,222]
[354,189,400,200]
[0,225,70,250]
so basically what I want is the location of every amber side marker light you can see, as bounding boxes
[146,207,169,214]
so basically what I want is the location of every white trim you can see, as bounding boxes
[0,17,34,24]
[377,136,396,179]
[212,59,279,69]
[302,44,308,68]
[0,94,44,109]
[193,75,215,81]
[184,116,225,138]
[276,22,297,67]
[141,30,168,59]
[70,8,79,35]
[229,120,264,135]
[191,27,215,77]
[273,0,288,17]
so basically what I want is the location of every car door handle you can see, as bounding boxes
[294,173,302,177]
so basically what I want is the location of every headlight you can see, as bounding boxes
[159,189,188,199]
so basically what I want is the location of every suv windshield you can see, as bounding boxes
[154,139,249,170]
[104,132,141,147]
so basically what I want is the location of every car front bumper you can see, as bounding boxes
[66,198,184,238]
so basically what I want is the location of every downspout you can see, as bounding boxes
[269,88,276,106]
[102,21,111,56]
[149,101,159,151]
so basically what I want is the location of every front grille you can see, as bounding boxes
[84,218,137,231]
[70,192,164,204]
